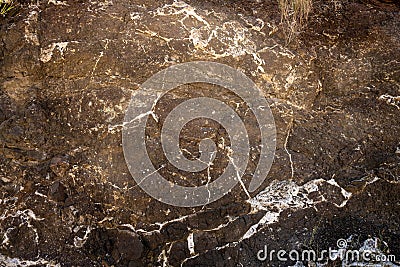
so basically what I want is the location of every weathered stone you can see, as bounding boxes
[0,0,399,266]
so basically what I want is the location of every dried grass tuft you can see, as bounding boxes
[278,0,313,43]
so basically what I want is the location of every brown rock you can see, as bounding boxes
[48,181,67,202]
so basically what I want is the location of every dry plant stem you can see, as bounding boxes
[0,0,14,16]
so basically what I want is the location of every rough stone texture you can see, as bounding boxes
[0,0,399,266]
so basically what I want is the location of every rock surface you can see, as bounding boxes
[0,0,399,266]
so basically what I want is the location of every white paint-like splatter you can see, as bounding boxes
[40,42,70,63]
[187,233,195,255]
[243,179,352,240]
[47,0,68,6]
[24,9,40,46]
[0,254,60,267]
[150,1,266,72]
[73,226,92,248]
[379,94,400,109]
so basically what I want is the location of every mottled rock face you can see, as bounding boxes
[0,0,399,266]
